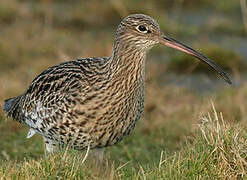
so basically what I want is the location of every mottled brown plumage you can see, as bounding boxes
[4,14,231,158]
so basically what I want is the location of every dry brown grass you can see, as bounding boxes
[198,104,247,178]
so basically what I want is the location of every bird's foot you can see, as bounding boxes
[86,148,107,167]
[43,137,58,156]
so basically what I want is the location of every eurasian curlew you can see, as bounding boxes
[4,14,231,160]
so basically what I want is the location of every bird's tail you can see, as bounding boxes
[4,96,22,119]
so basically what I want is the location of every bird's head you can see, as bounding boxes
[115,14,161,51]
[115,14,231,84]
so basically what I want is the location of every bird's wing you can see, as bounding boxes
[10,58,108,128]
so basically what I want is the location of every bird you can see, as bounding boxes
[4,14,231,160]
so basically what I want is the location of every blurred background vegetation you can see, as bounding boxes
[0,0,247,178]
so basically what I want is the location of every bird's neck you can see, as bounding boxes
[109,41,147,83]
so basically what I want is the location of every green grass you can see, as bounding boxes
[1,105,247,179]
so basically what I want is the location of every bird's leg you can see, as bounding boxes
[43,137,58,155]
[91,148,105,163]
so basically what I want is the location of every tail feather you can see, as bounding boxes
[4,96,21,118]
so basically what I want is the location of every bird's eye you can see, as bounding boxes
[137,25,148,33]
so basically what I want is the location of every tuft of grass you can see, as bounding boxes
[157,104,247,179]
[197,104,247,178]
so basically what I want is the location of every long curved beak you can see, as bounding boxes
[159,35,232,84]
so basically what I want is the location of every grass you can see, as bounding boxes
[1,105,247,179]
[0,0,246,179]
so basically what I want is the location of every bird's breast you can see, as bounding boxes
[83,69,145,147]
